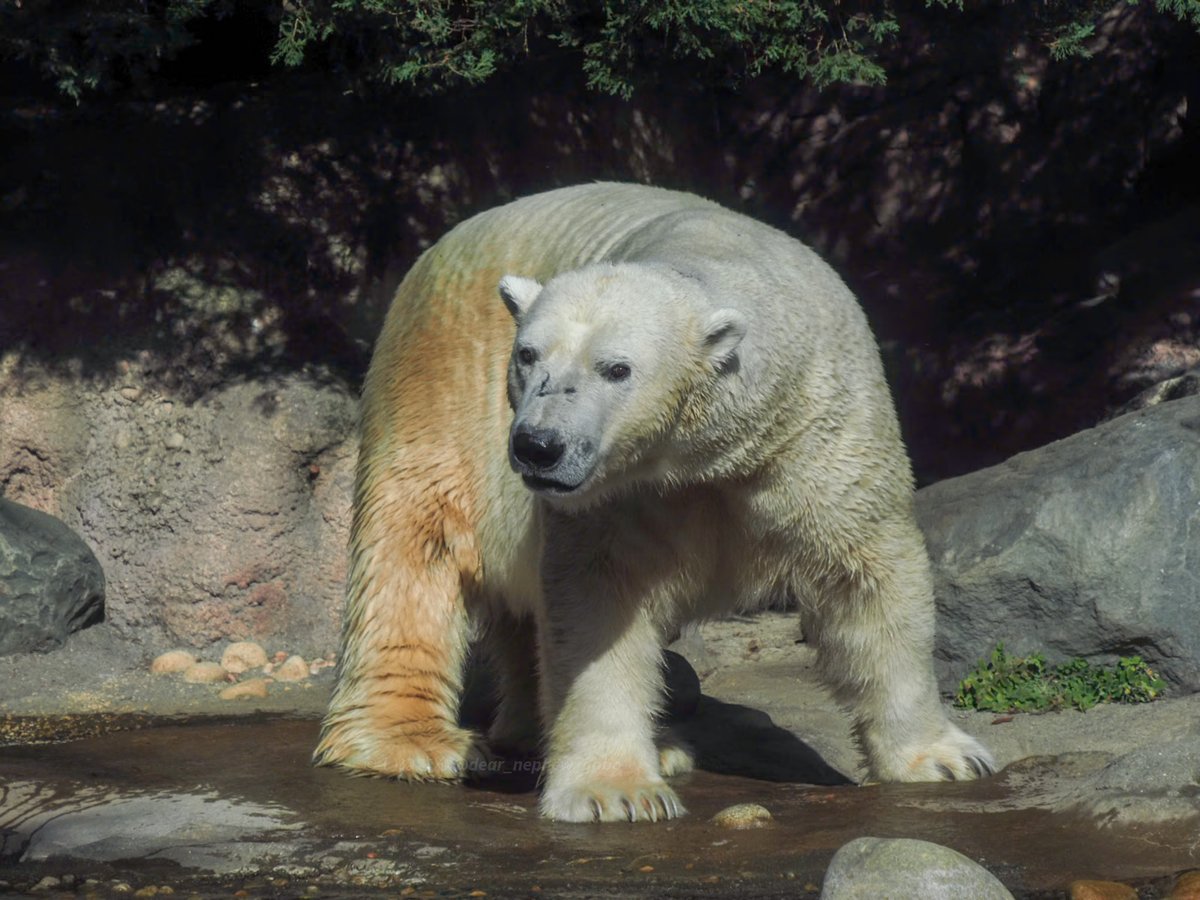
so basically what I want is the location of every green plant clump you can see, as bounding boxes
[955,643,1166,713]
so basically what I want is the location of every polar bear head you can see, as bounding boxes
[498,262,746,507]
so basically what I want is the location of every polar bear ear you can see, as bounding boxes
[702,308,747,372]
[498,275,543,321]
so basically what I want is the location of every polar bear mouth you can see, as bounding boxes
[521,473,582,494]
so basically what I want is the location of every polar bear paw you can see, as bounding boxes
[540,775,686,823]
[657,732,696,777]
[881,722,996,783]
[316,721,491,782]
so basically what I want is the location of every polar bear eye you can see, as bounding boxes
[517,347,537,366]
[603,362,632,382]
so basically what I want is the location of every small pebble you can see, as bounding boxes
[30,875,60,892]
[221,641,268,674]
[119,386,142,402]
[710,802,773,829]
[1172,871,1200,899]
[273,654,310,682]
[1070,880,1138,900]
[112,883,133,895]
[182,661,227,684]
[150,650,197,675]
[164,431,185,450]
[134,887,159,898]
[220,678,270,700]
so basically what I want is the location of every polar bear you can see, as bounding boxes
[315,183,994,822]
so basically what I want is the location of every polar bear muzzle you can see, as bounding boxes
[510,424,571,492]
[509,421,597,495]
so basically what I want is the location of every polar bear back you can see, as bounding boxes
[403,182,885,411]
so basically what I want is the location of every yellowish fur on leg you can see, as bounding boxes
[316,714,488,781]
[315,333,487,783]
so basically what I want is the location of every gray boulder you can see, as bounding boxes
[918,395,1200,693]
[0,498,105,655]
[820,837,1014,900]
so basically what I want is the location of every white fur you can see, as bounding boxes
[326,183,993,823]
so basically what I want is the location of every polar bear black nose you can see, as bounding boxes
[512,427,565,471]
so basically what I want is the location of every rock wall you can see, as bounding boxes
[0,370,355,654]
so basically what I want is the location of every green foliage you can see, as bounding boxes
[0,0,225,101]
[955,643,1167,714]
[271,0,898,99]
[4,0,1200,101]
[929,0,1200,61]
[1048,18,1099,60]
[1155,0,1200,27]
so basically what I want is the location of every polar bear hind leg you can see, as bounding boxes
[479,610,542,757]
[656,728,696,777]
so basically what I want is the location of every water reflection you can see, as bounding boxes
[1,778,301,868]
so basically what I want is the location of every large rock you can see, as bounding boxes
[820,837,1014,900]
[918,396,1200,693]
[0,498,105,655]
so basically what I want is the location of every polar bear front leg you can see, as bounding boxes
[535,573,685,823]
[802,517,996,783]
[314,470,487,782]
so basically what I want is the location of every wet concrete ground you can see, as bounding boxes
[2,617,1198,898]
[2,710,1197,899]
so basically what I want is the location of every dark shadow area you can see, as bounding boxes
[461,693,853,796]
[458,646,849,789]
[0,60,710,396]
[1,3,1198,480]
[723,3,1200,480]
[677,696,851,786]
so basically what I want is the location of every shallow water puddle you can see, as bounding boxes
[1,716,1196,897]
